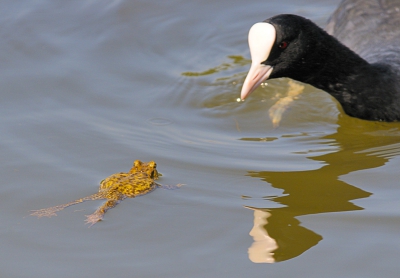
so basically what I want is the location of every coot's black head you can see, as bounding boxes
[241,14,326,100]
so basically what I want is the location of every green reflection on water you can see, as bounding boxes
[181,55,249,76]
[243,116,400,263]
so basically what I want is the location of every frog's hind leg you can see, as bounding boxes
[85,199,120,227]
[30,192,105,218]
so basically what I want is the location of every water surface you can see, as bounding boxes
[1,0,400,277]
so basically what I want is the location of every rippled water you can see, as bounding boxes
[2,0,400,277]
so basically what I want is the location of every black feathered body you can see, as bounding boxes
[263,0,400,121]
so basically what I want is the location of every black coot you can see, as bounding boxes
[241,0,400,121]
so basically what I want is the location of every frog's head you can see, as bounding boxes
[146,161,159,180]
[129,160,144,174]
[130,160,159,179]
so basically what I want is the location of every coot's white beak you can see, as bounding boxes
[240,22,276,100]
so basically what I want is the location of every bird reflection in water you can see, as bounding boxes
[245,206,322,263]
[241,118,400,263]
[268,80,305,127]
[246,209,278,263]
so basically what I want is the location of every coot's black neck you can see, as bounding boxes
[297,28,400,121]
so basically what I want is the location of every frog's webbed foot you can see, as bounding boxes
[31,193,105,219]
[84,200,119,227]
[85,212,104,227]
[30,204,70,218]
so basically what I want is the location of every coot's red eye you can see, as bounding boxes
[279,41,288,49]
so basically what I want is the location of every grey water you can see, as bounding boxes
[1,0,400,277]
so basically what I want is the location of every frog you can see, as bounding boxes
[31,160,164,226]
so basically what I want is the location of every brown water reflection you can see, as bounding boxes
[181,55,249,77]
[242,116,400,263]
